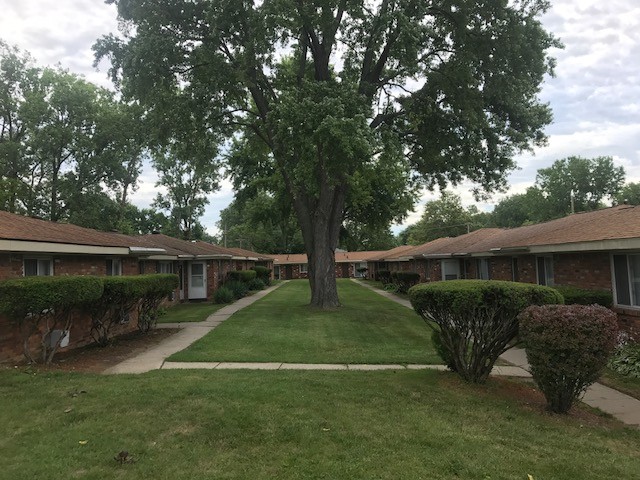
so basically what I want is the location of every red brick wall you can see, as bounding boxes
[553,252,612,290]
[0,254,23,279]
[489,257,513,281]
[0,307,139,363]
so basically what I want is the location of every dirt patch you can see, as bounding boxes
[440,374,622,429]
[23,328,180,373]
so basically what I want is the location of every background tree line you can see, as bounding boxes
[0,40,218,240]
[402,155,635,245]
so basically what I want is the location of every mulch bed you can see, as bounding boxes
[6,328,180,374]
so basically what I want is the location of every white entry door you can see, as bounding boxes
[188,262,207,299]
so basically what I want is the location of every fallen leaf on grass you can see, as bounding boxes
[78,440,88,445]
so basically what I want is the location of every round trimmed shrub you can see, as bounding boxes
[377,270,391,284]
[247,278,266,291]
[227,270,257,283]
[519,304,618,413]
[391,271,421,293]
[214,286,234,304]
[409,280,563,383]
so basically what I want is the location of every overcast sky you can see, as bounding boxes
[2,0,639,236]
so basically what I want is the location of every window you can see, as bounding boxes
[441,259,460,281]
[512,258,519,282]
[274,266,281,280]
[106,258,122,276]
[613,254,640,307]
[536,256,554,286]
[157,261,174,274]
[24,258,52,277]
[300,263,308,274]
[478,258,490,280]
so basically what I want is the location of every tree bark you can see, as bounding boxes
[292,175,346,309]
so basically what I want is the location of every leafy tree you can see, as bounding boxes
[0,40,41,214]
[340,221,398,252]
[152,139,220,240]
[490,186,549,227]
[616,182,640,206]
[96,0,559,307]
[219,191,305,254]
[408,191,487,244]
[535,156,625,217]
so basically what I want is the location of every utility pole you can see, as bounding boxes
[570,189,575,214]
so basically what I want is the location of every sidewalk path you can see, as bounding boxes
[354,279,640,427]
[104,282,286,374]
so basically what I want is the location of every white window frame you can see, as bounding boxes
[536,256,554,286]
[478,258,490,280]
[612,253,640,308]
[299,263,308,274]
[23,257,53,277]
[157,261,174,274]
[441,259,460,281]
[106,258,122,276]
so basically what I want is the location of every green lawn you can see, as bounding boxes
[158,302,227,323]
[168,279,440,364]
[599,368,640,400]
[1,368,638,480]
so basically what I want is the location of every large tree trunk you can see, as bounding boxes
[293,177,346,309]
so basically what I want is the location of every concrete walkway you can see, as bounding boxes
[103,282,286,374]
[356,279,640,427]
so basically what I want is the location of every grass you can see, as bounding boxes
[157,302,227,323]
[168,279,440,364]
[599,368,640,400]
[1,368,638,480]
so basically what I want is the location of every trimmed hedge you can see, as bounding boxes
[136,274,179,333]
[377,270,391,284]
[390,271,421,293]
[0,276,104,363]
[228,270,257,283]
[251,266,272,285]
[410,280,563,383]
[225,280,249,299]
[553,285,613,308]
[519,304,618,413]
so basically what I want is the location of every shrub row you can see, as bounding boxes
[410,280,563,383]
[553,285,613,308]
[227,270,257,283]
[0,274,178,363]
[251,266,272,285]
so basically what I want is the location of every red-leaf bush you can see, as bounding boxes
[518,304,618,413]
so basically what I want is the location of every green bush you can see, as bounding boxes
[225,280,249,299]
[87,276,149,347]
[519,304,618,413]
[251,266,272,285]
[247,278,266,291]
[391,271,421,293]
[0,276,104,363]
[136,274,179,333]
[607,333,640,379]
[409,280,563,383]
[228,270,257,283]
[431,329,457,372]
[214,286,235,304]
[377,270,391,284]
[553,285,613,308]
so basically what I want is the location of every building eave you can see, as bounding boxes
[0,239,130,256]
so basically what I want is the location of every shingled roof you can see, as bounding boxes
[0,210,139,248]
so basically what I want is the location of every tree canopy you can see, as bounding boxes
[96,0,559,307]
[406,191,488,244]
